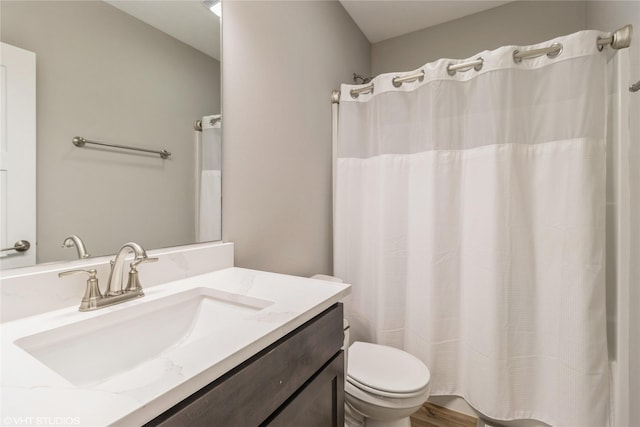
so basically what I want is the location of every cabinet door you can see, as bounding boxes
[266,352,344,427]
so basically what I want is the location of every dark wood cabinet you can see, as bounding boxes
[146,303,344,427]
[267,352,344,427]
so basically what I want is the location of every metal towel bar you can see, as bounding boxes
[72,136,171,159]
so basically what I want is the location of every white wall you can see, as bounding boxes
[586,3,640,426]
[221,0,370,276]
[0,1,220,263]
[372,1,587,76]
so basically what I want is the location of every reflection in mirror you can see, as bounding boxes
[0,0,221,269]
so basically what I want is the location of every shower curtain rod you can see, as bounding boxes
[332,24,633,103]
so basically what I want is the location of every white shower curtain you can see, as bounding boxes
[196,114,221,242]
[334,30,619,427]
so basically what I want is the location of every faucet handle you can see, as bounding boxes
[58,268,98,280]
[58,268,103,311]
[124,257,158,294]
[131,257,158,268]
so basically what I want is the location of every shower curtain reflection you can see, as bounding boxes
[196,115,222,242]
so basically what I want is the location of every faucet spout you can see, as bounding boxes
[62,235,91,259]
[105,242,148,296]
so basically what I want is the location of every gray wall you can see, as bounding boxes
[1,1,220,263]
[372,1,587,76]
[222,0,370,277]
[585,3,640,425]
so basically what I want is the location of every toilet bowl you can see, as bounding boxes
[344,341,431,427]
[310,275,431,427]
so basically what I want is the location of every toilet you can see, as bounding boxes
[311,275,431,427]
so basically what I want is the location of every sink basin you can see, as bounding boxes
[15,287,273,386]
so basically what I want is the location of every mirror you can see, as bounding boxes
[0,0,221,268]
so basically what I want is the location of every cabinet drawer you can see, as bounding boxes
[147,303,344,426]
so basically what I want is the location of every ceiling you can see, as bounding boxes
[103,1,514,60]
[339,0,514,43]
[105,0,221,60]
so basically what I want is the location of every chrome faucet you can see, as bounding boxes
[105,242,151,296]
[61,235,91,259]
[58,241,157,311]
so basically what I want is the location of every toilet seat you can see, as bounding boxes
[347,376,427,399]
[347,341,430,398]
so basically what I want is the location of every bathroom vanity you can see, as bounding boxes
[0,243,350,426]
[147,303,344,426]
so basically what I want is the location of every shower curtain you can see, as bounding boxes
[196,114,221,242]
[334,30,621,427]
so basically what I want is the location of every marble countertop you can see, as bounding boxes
[1,267,350,426]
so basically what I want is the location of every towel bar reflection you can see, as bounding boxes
[72,136,171,159]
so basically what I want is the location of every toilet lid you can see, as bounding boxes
[347,341,430,394]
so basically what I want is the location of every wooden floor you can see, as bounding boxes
[411,402,477,427]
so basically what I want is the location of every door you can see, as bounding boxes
[267,352,345,427]
[0,42,36,268]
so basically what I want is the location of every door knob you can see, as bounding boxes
[1,240,31,253]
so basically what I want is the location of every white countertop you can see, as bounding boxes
[1,267,350,426]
